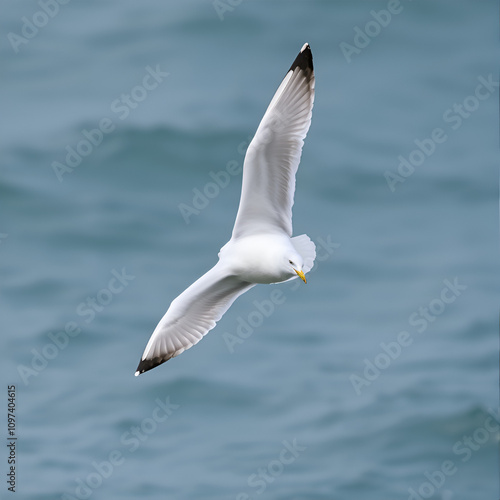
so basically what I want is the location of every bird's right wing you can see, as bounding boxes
[135,262,254,375]
[231,43,315,239]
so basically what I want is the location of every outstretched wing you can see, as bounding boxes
[135,263,254,375]
[231,43,315,239]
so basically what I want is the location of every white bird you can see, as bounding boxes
[135,43,316,375]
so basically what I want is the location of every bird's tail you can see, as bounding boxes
[291,234,316,273]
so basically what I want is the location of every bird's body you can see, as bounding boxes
[135,43,316,376]
[220,233,303,284]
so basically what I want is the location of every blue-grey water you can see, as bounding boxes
[1,1,498,499]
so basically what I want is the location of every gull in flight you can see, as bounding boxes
[135,43,316,375]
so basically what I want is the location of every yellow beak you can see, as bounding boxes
[294,269,307,284]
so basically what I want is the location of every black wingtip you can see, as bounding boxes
[288,43,313,74]
[134,356,168,376]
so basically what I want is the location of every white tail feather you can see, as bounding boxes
[291,234,316,273]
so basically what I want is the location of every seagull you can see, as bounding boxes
[135,43,316,376]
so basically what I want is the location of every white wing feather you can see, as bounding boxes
[232,44,315,238]
[135,263,254,375]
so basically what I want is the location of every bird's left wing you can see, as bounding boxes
[231,43,315,239]
[135,262,254,375]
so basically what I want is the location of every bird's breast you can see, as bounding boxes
[220,234,294,285]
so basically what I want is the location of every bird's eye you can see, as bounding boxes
[289,260,293,265]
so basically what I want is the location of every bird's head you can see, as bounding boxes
[287,254,307,283]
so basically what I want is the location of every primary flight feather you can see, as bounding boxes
[135,43,316,376]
